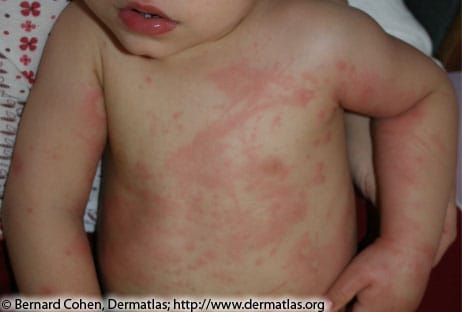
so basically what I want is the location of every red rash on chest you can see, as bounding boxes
[166,63,307,187]
[160,61,316,261]
[145,76,153,85]
[172,111,183,121]
[165,61,318,191]
[209,61,316,108]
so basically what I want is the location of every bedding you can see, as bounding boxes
[349,0,433,56]
[405,0,461,54]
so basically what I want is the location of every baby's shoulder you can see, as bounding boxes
[268,0,386,64]
[278,0,376,33]
[50,0,108,55]
[34,0,110,84]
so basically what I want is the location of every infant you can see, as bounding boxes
[2,1,458,311]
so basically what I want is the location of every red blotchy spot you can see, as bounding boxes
[10,154,23,177]
[267,280,290,293]
[209,61,316,110]
[211,270,236,284]
[78,88,105,145]
[431,132,446,153]
[406,103,427,124]
[39,286,55,295]
[226,161,308,259]
[172,111,183,120]
[255,257,264,267]
[184,241,196,252]
[317,107,336,122]
[134,160,155,181]
[311,162,327,186]
[271,113,282,130]
[293,88,315,108]
[264,195,307,242]
[49,151,61,161]
[81,89,104,128]
[282,231,321,287]
[302,71,319,84]
[336,61,348,72]
[150,245,183,264]
[187,249,216,271]
[259,157,290,179]
[61,235,90,264]
[167,131,234,191]
[145,76,153,84]
[209,62,273,103]
[313,130,332,147]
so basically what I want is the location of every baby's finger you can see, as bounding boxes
[325,262,369,311]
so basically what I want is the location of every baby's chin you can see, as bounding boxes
[113,39,175,60]
[114,38,198,60]
[111,28,235,60]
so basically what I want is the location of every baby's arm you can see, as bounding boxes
[344,113,458,267]
[1,3,105,295]
[323,8,458,312]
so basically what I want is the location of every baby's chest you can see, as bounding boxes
[104,60,339,170]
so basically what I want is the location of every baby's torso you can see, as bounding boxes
[96,29,357,296]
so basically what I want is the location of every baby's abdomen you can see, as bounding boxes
[96,159,357,296]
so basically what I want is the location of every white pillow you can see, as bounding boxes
[349,0,433,56]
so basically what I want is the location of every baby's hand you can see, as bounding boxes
[326,238,434,312]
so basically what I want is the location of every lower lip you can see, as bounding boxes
[118,9,177,36]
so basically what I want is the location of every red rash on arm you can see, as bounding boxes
[77,88,106,147]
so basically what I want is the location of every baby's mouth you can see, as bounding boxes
[131,8,163,19]
[119,2,178,35]
[122,3,177,23]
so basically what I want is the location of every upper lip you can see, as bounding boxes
[122,2,175,21]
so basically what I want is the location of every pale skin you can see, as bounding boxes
[1,1,458,311]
